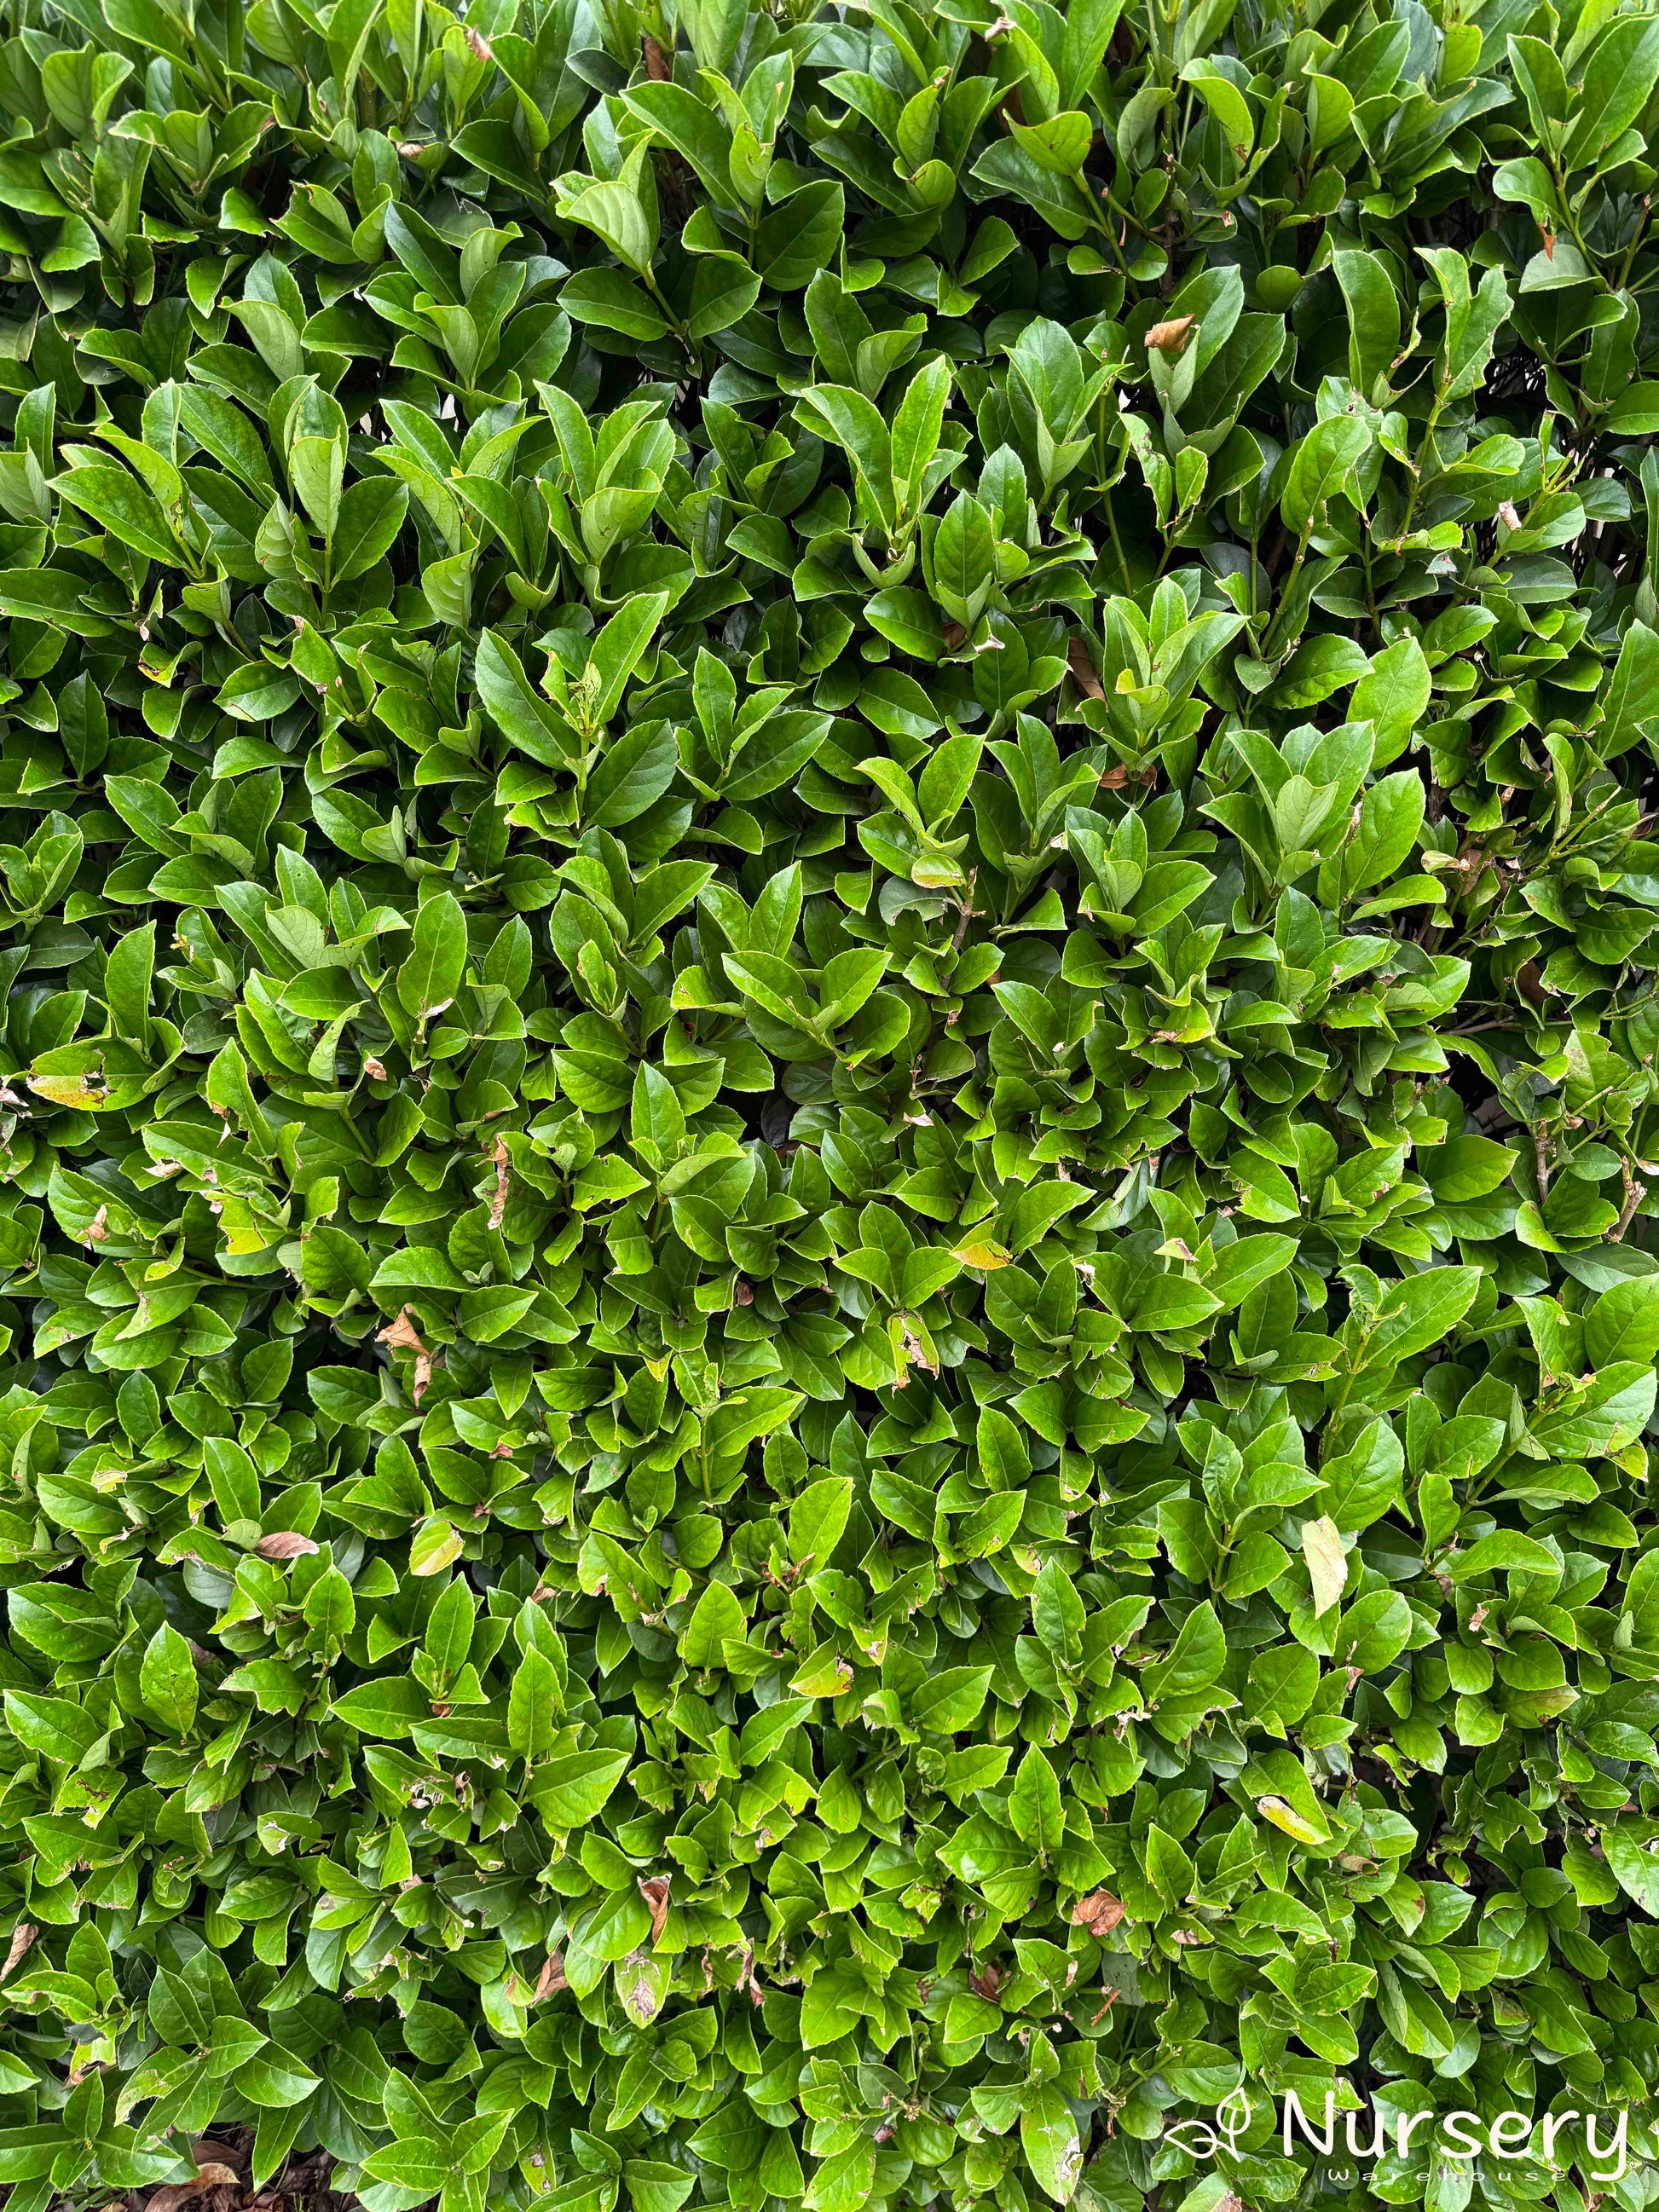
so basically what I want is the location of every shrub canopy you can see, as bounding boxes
[2,0,1659,2208]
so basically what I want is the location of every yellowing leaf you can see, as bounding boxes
[1301,1514,1349,1616]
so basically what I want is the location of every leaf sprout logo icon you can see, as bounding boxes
[1164,2090,1254,2162]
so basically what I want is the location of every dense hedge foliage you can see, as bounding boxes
[8,0,1659,2207]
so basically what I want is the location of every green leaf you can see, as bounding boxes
[476,631,573,766]
[54,463,178,563]
[680,1580,745,1667]
[1335,1589,1411,1672]
[1357,1268,1482,1371]
[788,1476,853,1568]
[560,266,670,340]
[1281,415,1371,536]
[527,1748,632,1828]
[329,1678,431,1738]
[1007,1744,1064,1857]
[507,1647,561,1761]
[3,1689,100,1763]
[1332,249,1402,402]
[332,476,408,582]
[1020,2080,1083,2203]
[795,384,895,531]
[140,1621,198,1736]
[1346,770,1424,893]
[891,354,950,511]
[689,255,761,340]
[1350,636,1431,767]
[1587,1276,1659,1368]
[103,920,155,1050]
[911,1666,993,1731]
[588,591,668,727]
[586,718,679,827]
[396,892,468,1018]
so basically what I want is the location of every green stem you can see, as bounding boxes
[1614,198,1651,292]
[1261,531,1309,656]
[1104,488,1133,592]
[641,267,699,369]
[1074,169,1133,279]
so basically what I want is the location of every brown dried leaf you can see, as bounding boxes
[968,1961,1000,2001]
[737,1939,762,2001]
[1067,637,1104,699]
[147,2167,240,2212]
[1145,315,1195,355]
[534,1952,568,1999]
[189,2141,246,2172]
[378,1304,433,1404]
[899,1323,939,1376]
[378,1305,425,1354]
[1,1922,36,1979]
[257,1532,320,1561]
[488,1135,511,1232]
[1068,1889,1125,1938]
[638,1874,672,1943]
[643,32,671,76]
